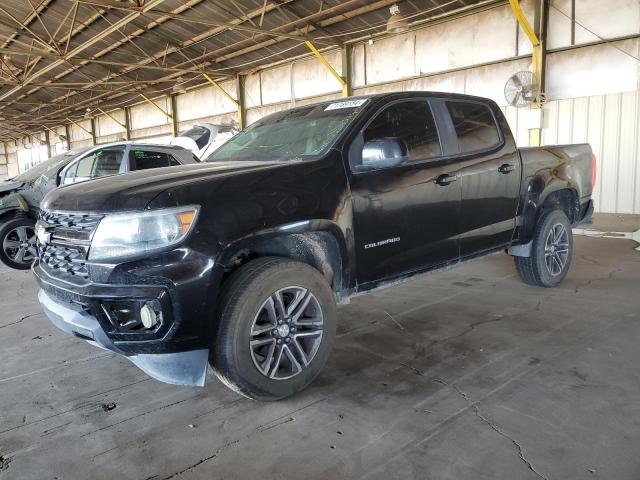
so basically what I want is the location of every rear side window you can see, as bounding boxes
[363,100,441,162]
[446,102,501,154]
[130,150,179,170]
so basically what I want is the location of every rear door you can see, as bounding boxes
[442,100,521,256]
[349,98,462,286]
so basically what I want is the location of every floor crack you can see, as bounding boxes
[434,378,548,480]
[473,406,548,480]
[0,312,42,329]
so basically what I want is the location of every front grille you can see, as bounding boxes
[40,244,89,277]
[40,211,103,231]
[38,211,103,279]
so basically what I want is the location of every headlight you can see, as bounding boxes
[89,206,199,261]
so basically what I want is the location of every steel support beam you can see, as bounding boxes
[0,0,167,102]
[508,0,546,146]
[140,93,172,121]
[67,117,92,136]
[97,107,126,132]
[203,73,239,106]
[305,41,347,96]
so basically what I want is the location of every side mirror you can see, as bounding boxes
[358,138,408,172]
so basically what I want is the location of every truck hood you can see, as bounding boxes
[0,180,22,195]
[41,161,284,213]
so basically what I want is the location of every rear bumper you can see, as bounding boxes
[578,199,594,225]
[38,288,209,386]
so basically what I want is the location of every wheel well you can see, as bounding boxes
[0,209,26,224]
[538,189,580,225]
[220,232,344,292]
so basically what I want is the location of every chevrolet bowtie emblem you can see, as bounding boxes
[35,222,51,244]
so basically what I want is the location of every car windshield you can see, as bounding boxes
[205,99,368,163]
[12,148,89,183]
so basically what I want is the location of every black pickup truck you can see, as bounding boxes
[34,92,595,400]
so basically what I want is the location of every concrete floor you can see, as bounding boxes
[1,214,639,480]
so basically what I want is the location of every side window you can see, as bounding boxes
[363,100,442,165]
[130,150,172,170]
[446,102,501,153]
[63,147,125,184]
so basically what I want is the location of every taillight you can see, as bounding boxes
[591,154,597,188]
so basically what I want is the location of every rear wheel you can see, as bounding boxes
[514,209,573,288]
[211,257,336,401]
[0,218,37,270]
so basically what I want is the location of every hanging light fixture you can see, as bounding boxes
[2,55,20,72]
[386,4,409,34]
[173,76,187,94]
[83,107,92,119]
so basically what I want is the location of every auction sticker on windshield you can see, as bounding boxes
[325,99,368,111]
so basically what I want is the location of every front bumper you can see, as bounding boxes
[39,288,209,386]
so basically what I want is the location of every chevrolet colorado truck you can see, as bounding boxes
[33,92,595,401]
[0,142,198,270]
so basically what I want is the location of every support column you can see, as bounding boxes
[64,124,71,150]
[124,106,131,140]
[509,0,547,147]
[170,94,179,137]
[44,129,52,158]
[341,44,353,98]
[90,117,97,145]
[236,75,246,130]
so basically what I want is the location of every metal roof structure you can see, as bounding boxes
[0,0,492,141]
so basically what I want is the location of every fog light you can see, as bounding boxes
[140,304,158,329]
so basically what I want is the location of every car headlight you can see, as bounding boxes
[89,206,200,261]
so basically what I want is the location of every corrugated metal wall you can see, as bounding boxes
[540,93,640,214]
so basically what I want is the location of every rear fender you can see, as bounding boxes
[520,177,579,239]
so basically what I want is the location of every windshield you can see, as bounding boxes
[205,99,368,163]
[12,148,89,183]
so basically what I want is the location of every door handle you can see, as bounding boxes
[434,173,458,186]
[499,163,516,174]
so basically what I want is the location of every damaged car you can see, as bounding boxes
[34,92,595,400]
[0,142,198,270]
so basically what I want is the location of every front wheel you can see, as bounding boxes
[0,217,37,270]
[211,257,336,401]
[514,209,573,288]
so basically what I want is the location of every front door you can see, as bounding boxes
[349,99,462,286]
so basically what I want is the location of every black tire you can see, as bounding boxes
[514,209,573,288]
[0,217,37,270]
[210,257,336,401]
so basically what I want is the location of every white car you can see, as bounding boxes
[170,123,238,160]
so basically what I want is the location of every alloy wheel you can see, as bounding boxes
[544,223,570,276]
[2,225,37,265]
[250,286,324,380]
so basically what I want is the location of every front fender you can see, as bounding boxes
[217,219,353,295]
[0,193,29,214]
